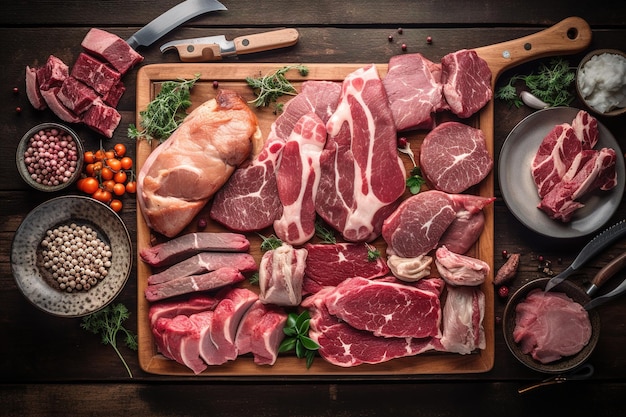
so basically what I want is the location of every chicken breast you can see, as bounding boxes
[138,89,260,237]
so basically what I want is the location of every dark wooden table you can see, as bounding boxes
[1,1,625,416]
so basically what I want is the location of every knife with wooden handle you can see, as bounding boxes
[160,28,300,62]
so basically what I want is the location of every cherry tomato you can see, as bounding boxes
[92,188,112,204]
[104,150,116,160]
[110,199,123,212]
[81,177,100,194]
[100,167,114,181]
[113,182,126,196]
[84,151,95,164]
[114,170,127,184]
[102,179,116,193]
[94,149,106,161]
[114,143,126,158]
[125,181,137,194]
[120,157,133,170]
[106,158,122,172]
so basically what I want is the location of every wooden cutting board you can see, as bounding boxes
[135,17,591,377]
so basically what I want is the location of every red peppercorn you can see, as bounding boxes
[498,286,509,298]
[15,106,22,113]
[426,36,433,44]
[401,43,407,51]
[397,28,403,34]
[538,255,544,262]
[397,137,408,148]
[13,87,19,94]
[388,35,394,42]
[212,81,219,89]
[502,250,508,259]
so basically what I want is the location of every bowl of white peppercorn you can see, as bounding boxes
[10,195,132,317]
[16,122,84,192]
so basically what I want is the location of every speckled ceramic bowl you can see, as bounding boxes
[11,195,132,317]
[576,49,626,117]
[16,122,84,192]
[503,278,600,374]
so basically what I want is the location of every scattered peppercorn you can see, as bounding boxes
[401,43,407,51]
[501,250,508,258]
[498,286,509,298]
[426,36,433,44]
[538,255,544,262]
[397,137,408,148]
[388,35,394,42]
[212,80,219,89]
[13,87,19,94]
[397,28,403,34]
[15,106,22,113]
[197,218,208,229]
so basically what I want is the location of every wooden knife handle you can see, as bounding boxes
[474,16,592,81]
[234,28,299,55]
[172,43,222,62]
[590,251,626,291]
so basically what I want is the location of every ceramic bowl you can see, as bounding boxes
[16,122,84,192]
[10,195,132,317]
[576,48,626,117]
[502,278,600,374]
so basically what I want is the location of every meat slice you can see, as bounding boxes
[419,122,493,193]
[57,76,98,114]
[71,52,121,96]
[440,286,486,354]
[302,288,441,367]
[513,289,592,364]
[438,210,485,254]
[80,28,143,75]
[210,81,341,232]
[316,64,406,242]
[571,109,599,150]
[144,267,245,302]
[148,252,257,285]
[203,288,258,365]
[37,55,69,91]
[235,300,287,365]
[81,97,121,138]
[387,254,433,282]
[259,244,307,306]
[531,123,582,198]
[382,53,445,131]
[25,66,47,110]
[153,315,207,374]
[303,242,389,294]
[140,232,250,268]
[138,90,259,237]
[323,277,442,338]
[441,49,492,118]
[40,87,80,123]
[434,246,490,286]
[274,112,327,245]
[148,293,219,326]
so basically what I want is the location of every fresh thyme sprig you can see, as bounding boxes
[246,65,309,111]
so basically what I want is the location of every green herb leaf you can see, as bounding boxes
[80,303,137,378]
[257,233,283,251]
[246,65,309,111]
[406,166,426,195]
[314,220,337,244]
[366,243,381,262]
[280,311,319,368]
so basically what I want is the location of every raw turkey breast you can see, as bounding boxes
[138,90,260,237]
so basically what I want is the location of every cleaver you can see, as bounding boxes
[126,0,227,49]
[160,28,300,61]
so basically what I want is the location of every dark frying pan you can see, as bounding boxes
[503,251,626,374]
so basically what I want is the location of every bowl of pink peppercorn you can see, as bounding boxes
[16,122,84,192]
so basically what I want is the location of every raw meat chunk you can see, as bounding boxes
[81,28,143,75]
[235,300,287,365]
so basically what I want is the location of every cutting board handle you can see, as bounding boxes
[474,16,592,81]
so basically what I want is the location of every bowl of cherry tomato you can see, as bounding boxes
[76,142,136,213]
[16,122,84,192]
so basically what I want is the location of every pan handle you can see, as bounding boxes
[474,16,592,81]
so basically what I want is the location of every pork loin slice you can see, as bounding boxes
[80,28,143,75]
[140,232,250,268]
[435,245,490,286]
[153,315,207,374]
[513,289,592,364]
[148,252,257,285]
[441,49,492,118]
[302,288,441,367]
[382,53,445,131]
[138,90,259,237]
[144,267,245,302]
[259,244,307,306]
[201,288,258,365]
[419,122,493,193]
[148,293,219,326]
[25,66,47,110]
[440,286,486,354]
[324,277,442,338]
[316,64,406,242]
[302,242,389,294]
[235,300,287,365]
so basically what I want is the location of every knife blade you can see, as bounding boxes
[126,0,227,49]
[544,219,626,292]
[160,28,299,62]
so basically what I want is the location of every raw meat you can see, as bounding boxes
[315,64,406,242]
[149,294,219,326]
[324,277,442,338]
[144,267,245,302]
[531,123,582,198]
[40,87,80,123]
[419,122,493,193]
[440,286,486,354]
[153,315,207,374]
[274,112,327,245]
[382,53,445,131]
[188,310,216,366]
[37,55,69,91]
[210,81,341,232]
[25,66,46,110]
[71,52,121,96]
[147,252,257,285]
[513,289,592,364]
[434,245,490,286]
[302,242,389,294]
[80,28,143,75]
[140,232,250,268]
[101,80,126,107]
[235,300,287,365]
[441,49,492,118]
[571,109,599,149]
[302,287,441,367]
[81,97,121,138]
[438,210,485,254]
[386,254,432,282]
[137,90,260,237]
[259,244,307,306]
[57,77,98,114]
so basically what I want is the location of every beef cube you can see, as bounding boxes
[57,76,98,114]
[25,66,47,110]
[102,80,126,107]
[81,98,121,138]
[71,52,121,96]
[38,55,69,91]
[81,28,143,75]
[40,87,80,123]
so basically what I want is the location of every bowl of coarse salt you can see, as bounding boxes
[576,49,626,117]
[16,122,84,192]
